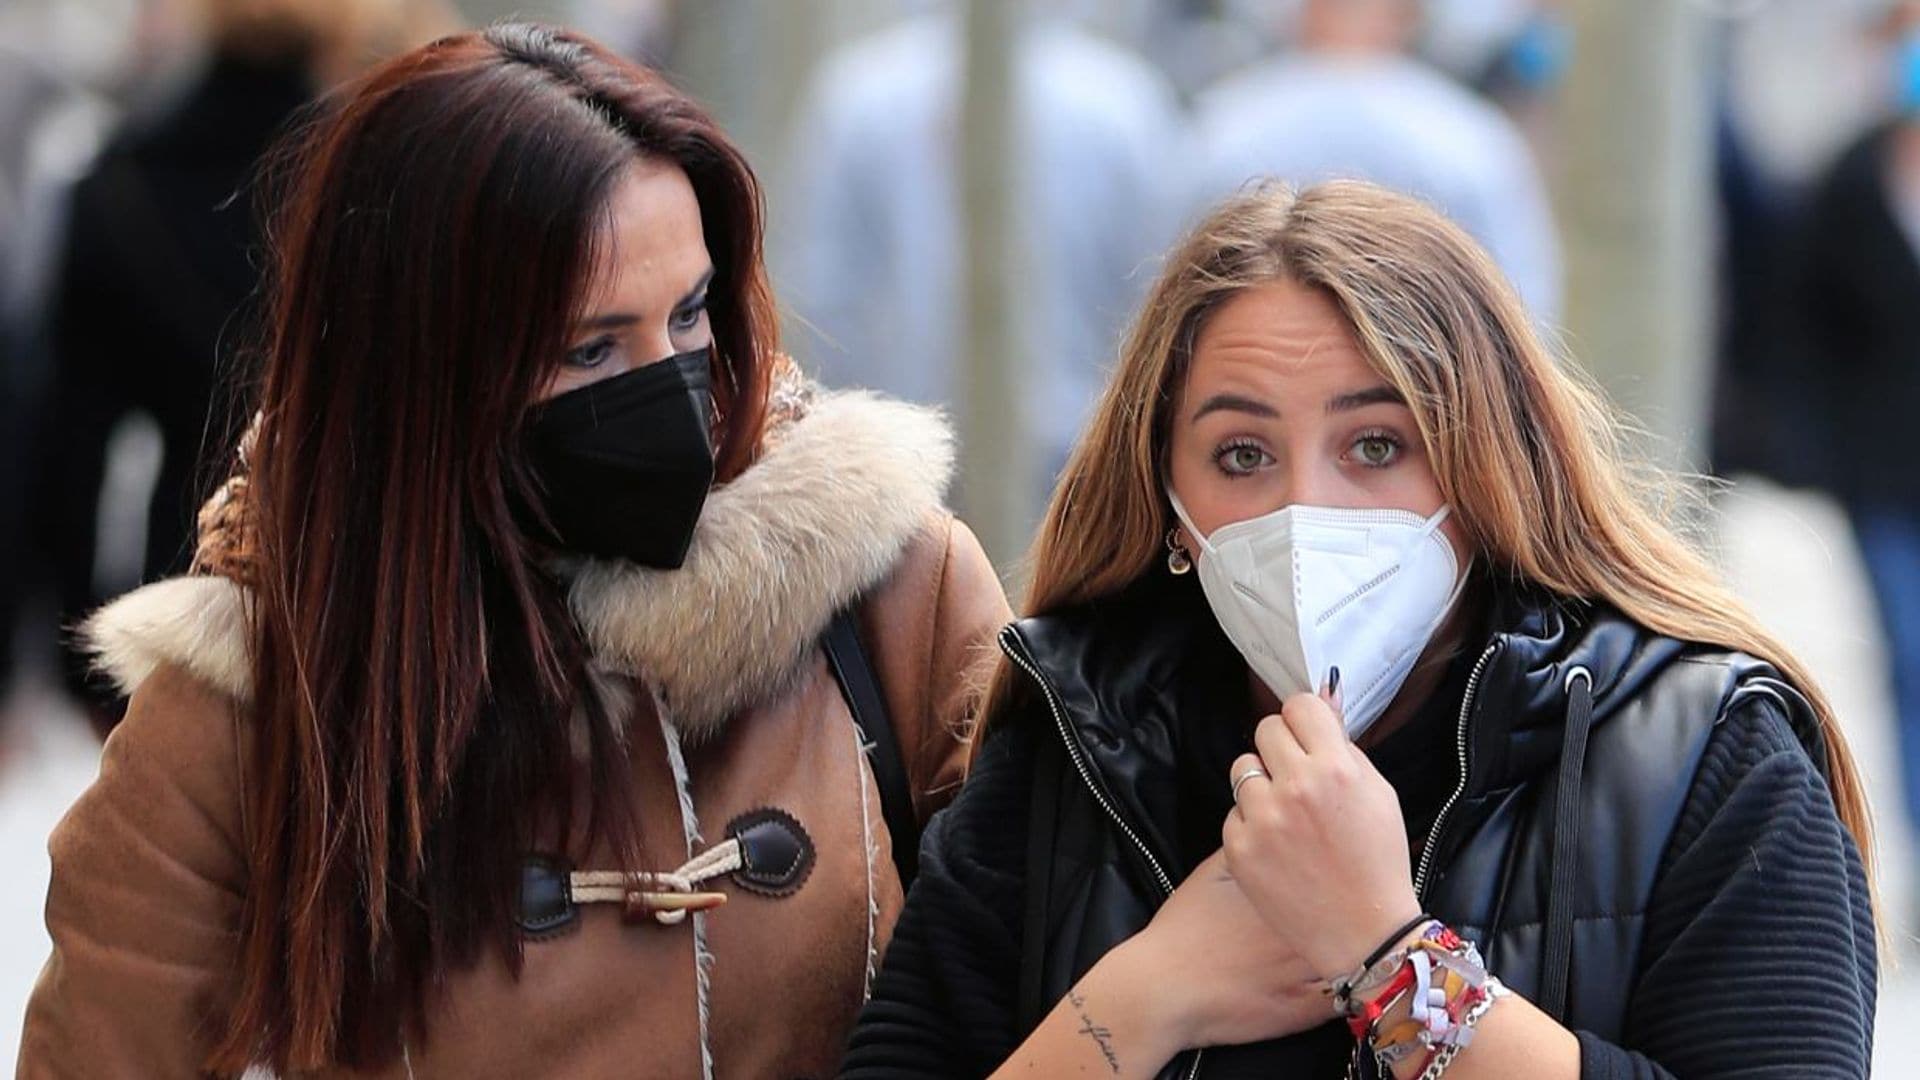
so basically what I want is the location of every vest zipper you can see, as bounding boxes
[1345,640,1501,1080]
[999,626,1201,1080]
[1412,640,1500,898]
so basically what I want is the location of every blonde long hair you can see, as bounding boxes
[991,180,1874,878]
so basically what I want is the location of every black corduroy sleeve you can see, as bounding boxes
[841,724,1036,1079]
[1575,692,1877,1079]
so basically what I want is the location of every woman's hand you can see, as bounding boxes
[1102,848,1331,1057]
[1223,691,1423,979]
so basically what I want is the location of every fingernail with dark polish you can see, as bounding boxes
[1327,666,1342,696]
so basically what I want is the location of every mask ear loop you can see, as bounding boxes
[1169,487,1300,622]
[1416,504,1473,604]
[1420,505,1474,624]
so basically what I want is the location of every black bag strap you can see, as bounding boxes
[823,608,919,886]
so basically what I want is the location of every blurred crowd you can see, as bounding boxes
[6,0,1920,848]
[0,0,464,736]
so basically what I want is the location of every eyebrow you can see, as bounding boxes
[1327,385,1406,414]
[572,267,716,332]
[1190,392,1280,422]
[1188,383,1405,423]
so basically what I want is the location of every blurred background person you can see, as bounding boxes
[1192,0,1563,319]
[25,0,457,733]
[1703,54,1815,490]
[1784,0,1920,858]
[0,0,245,1048]
[774,0,1185,510]
[0,0,210,732]
[1701,0,1889,492]
[1446,0,1570,158]
[0,4,123,716]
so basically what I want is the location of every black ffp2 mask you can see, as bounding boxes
[525,348,715,569]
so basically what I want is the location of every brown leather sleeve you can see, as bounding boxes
[19,665,249,1078]
[859,514,1012,824]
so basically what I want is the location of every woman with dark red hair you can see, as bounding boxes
[19,23,1007,1078]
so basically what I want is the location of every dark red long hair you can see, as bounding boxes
[215,23,775,1073]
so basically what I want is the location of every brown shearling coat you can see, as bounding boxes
[18,386,1010,1079]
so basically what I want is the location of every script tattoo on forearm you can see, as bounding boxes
[1065,989,1121,1074]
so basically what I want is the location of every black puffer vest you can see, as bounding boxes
[1000,575,1821,1080]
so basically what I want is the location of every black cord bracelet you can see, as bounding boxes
[1359,912,1435,973]
[1332,913,1441,1014]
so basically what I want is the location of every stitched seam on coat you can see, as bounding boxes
[912,517,952,814]
[849,712,881,998]
[231,703,252,860]
[914,516,958,811]
[658,709,714,1080]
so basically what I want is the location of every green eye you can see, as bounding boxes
[1353,434,1401,467]
[1214,443,1272,476]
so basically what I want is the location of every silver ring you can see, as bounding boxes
[1230,766,1269,801]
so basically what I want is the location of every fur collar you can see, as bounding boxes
[84,388,954,737]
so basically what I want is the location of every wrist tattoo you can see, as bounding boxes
[1066,989,1122,1074]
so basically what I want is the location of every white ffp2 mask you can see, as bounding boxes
[1168,492,1467,739]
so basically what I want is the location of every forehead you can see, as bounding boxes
[582,158,710,308]
[1186,279,1373,392]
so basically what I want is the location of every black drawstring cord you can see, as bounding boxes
[1539,665,1594,1020]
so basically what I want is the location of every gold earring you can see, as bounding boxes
[1166,527,1193,575]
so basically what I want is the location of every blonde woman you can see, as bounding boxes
[844,182,1875,1079]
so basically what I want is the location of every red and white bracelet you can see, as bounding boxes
[1329,918,1507,1077]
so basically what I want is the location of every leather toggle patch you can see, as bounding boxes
[516,853,579,938]
[726,807,815,898]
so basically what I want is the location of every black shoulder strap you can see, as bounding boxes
[823,608,919,886]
